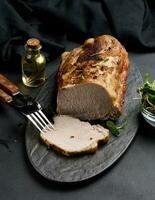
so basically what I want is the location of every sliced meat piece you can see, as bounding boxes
[40,115,109,156]
[57,35,129,120]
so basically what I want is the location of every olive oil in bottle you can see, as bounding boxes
[22,38,46,87]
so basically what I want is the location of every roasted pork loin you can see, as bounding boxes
[57,35,129,120]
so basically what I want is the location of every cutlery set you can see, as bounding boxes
[0,74,54,133]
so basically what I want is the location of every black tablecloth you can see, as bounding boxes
[0,50,155,200]
[1,0,155,69]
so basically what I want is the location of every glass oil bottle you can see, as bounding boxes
[21,38,46,87]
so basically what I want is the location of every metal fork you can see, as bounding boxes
[0,74,54,133]
[26,103,54,133]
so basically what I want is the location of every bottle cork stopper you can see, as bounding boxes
[27,38,40,47]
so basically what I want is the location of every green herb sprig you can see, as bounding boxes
[106,116,128,137]
[103,58,109,63]
[138,73,155,113]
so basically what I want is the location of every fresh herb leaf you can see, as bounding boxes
[148,93,155,104]
[106,120,120,136]
[106,116,128,137]
[138,73,155,113]
[103,58,109,63]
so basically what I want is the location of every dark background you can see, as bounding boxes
[0,0,155,200]
[1,0,155,69]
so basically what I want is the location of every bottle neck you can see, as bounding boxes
[25,44,41,58]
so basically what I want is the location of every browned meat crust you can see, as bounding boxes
[57,35,129,120]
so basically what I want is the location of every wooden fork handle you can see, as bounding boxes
[0,74,19,96]
[0,89,12,103]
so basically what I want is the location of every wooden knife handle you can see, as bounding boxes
[0,74,19,95]
[0,89,13,103]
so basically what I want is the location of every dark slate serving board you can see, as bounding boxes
[25,62,143,183]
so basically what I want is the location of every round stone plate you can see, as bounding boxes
[25,62,142,183]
